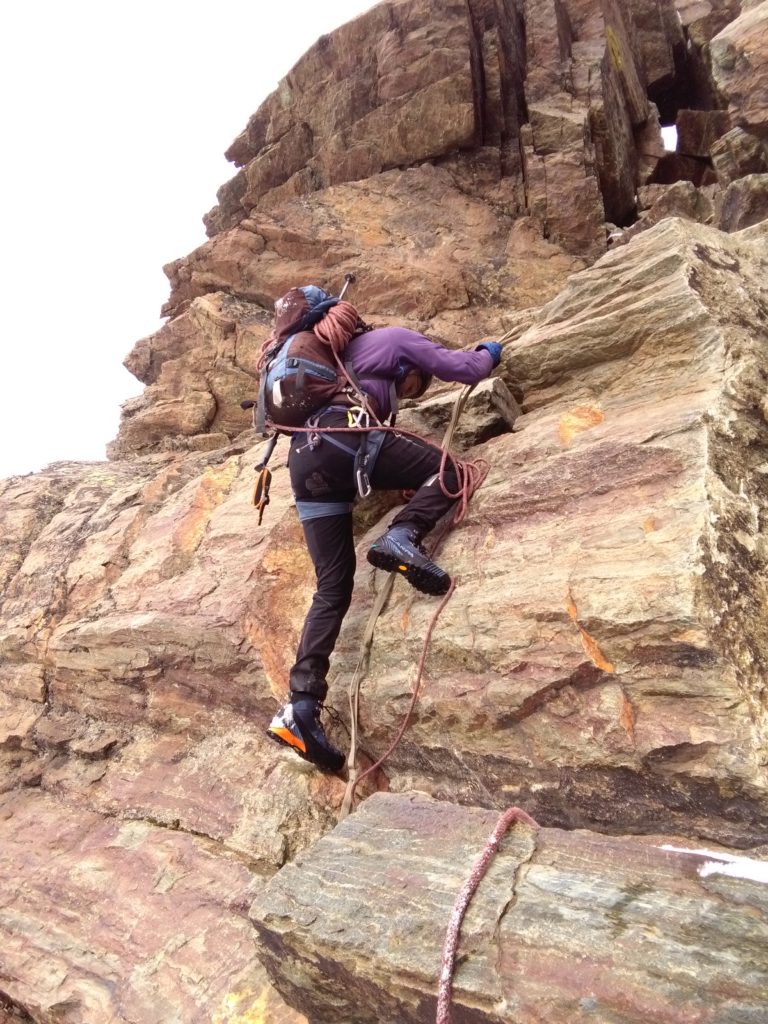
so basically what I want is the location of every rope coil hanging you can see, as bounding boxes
[314,300,361,352]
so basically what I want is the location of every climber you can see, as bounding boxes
[265,285,502,772]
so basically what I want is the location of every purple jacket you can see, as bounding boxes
[345,327,493,420]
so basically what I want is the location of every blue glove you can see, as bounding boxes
[476,341,503,368]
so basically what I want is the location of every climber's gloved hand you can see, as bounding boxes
[476,341,503,369]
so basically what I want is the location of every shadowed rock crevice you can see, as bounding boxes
[0,991,36,1023]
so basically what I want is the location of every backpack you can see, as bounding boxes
[251,285,363,435]
[260,329,351,429]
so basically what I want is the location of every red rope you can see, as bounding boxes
[437,444,488,525]
[257,300,361,371]
[436,807,540,1024]
[348,578,456,800]
[314,301,360,351]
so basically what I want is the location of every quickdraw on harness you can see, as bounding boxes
[290,404,386,501]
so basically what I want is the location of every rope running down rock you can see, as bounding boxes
[304,309,534,1021]
[338,381,487,817]
[436,807,540,1024]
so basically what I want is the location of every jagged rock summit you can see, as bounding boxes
[2,2,767,1022]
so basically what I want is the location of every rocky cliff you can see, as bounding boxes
[2,2,768,1022]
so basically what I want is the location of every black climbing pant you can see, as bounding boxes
[288,414,459,700]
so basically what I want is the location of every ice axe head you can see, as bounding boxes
[338,272,356,301]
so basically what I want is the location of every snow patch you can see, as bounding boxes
[661,845,768,884]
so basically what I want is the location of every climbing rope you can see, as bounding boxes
[346,578,456,810]
[314,301,362,351]
[276,418,487,527]
[436,807,540,1024]
[257,299,362,370]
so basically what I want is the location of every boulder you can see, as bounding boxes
[710,125,768,184]
[613,180,723,242]
[674,0,743,50]
[109,293,269,458]
[251,792,768,1024]
[648,150,716,185]
[398,376,521,449]
[719,171,768,229]
[675,107,732,156]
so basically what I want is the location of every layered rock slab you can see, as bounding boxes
[0,451,351,876]
[329,218,768,845]
[0,456,330,1020]
[710,1,768,140]
[0,788,308,1024]
[251,791,768,1024]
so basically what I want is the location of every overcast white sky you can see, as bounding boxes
[0,0,375,479]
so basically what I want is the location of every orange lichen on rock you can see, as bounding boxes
[566,588,615,673]
[213,985,307,1024]
[558,405,605,446]
[619,691,636,741]
[173,461,239,555]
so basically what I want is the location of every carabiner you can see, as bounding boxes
[347,405,370,429]
[356,467,372,499]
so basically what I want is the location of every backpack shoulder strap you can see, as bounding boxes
[254,372,269,436]
[342,353,364,395]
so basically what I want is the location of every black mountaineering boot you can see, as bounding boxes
[367,524,451,596]
[267,698,346,773]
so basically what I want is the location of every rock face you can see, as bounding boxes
[110,0,768,461]
[710,2,768,140]
[252,792,768,1024]
[2,2,768,1022]
[0,788,307,1024]
[333,217,768,847]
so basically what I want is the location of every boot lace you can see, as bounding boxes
[319,702,351,739]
